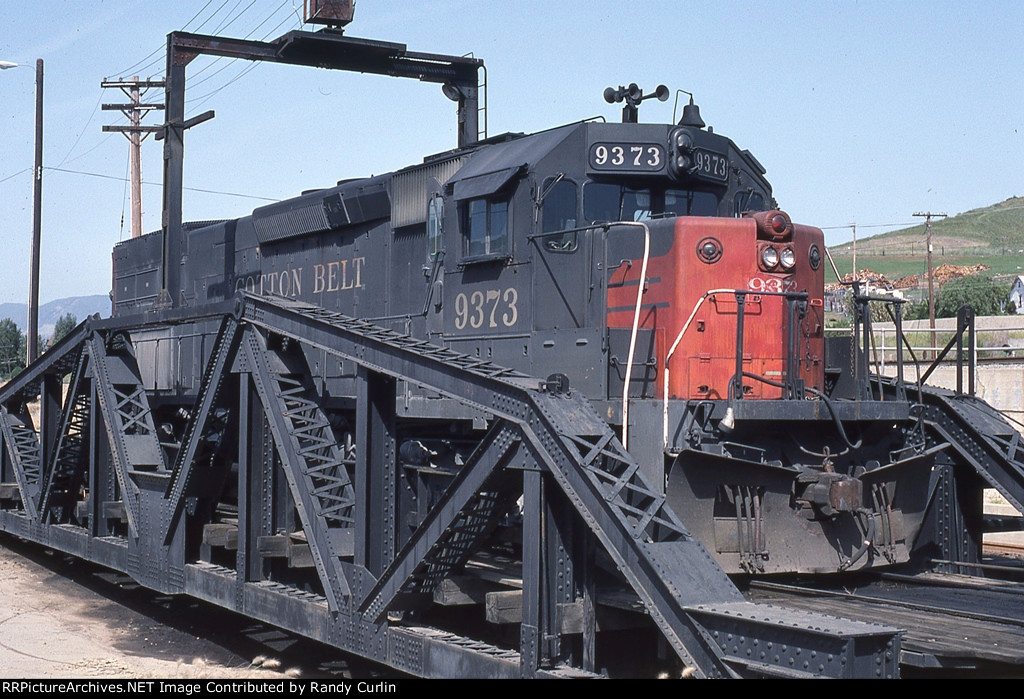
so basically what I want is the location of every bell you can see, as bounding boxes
[679,97,705,129]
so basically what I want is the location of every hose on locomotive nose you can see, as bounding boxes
[723,370,863,450]
[840,508,876,571]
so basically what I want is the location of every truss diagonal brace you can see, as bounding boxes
[38,348,90,521]
[86,334,165,537]
[359,421,521,620]
[164,316,240,542]
[0,407,41,518]
[517,423,735,678]
[240,326,352,607]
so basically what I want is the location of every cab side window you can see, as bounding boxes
[427,195,444,262]
[464,197,509,258]
[541,179,578,252]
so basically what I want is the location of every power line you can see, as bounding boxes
[103,1,303,126]
[254,0,298,36]
[187,53,247,91]
[820,221,917,231]
[62,133,116,166]
[111,0,219,77]
[53,89,105,169]
[213,0,260,35]
[186,3,299,108]
[0,168,30,186]
[44,166,280,202]
[187,0,256,82]
[188,61,261,107]
[194,0,239,33]
[109,0,254,81]
[182,0,221,32]
[186,0,292,84]
[821,205,1024,233]
[210,0,248,34]
[186,9,298,113]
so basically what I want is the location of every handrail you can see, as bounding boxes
[611,222,651,450]
[663,288,737,449]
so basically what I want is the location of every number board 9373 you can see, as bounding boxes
[588,142,665,173]
[691,148,729,182]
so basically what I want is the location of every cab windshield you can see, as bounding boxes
[583,183,718,223]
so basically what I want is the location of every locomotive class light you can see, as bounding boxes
[696,237,723,263]
[780,246,796,270]
[808,244,822,270]
[770,213,790,236]
[751,209,794,240]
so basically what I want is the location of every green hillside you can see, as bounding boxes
[826,197,1024,282]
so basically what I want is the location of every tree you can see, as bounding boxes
[0,318,25,381]
[51,312,77,345]
[902,302,929,321]
[935,275,1009,318]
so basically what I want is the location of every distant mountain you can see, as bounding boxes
[0,295,110,339]
[831,197,1024,256]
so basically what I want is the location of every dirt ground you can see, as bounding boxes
[0,535,390,679]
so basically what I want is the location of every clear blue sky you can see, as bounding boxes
[1,1,1022,305]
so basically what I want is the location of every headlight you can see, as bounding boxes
[780,247,796,270]
[761,246,779,269]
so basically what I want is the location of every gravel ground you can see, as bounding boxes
[0,535,391,679]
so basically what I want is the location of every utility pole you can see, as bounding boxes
[914,210,947,357]
[850,219,857,280]
[0,58,43,364]
[101,76,166,238]
[28,58,42,365]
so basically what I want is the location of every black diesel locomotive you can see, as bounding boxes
[3,12,1024,679]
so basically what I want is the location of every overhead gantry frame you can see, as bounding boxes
[159,29,483,308]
